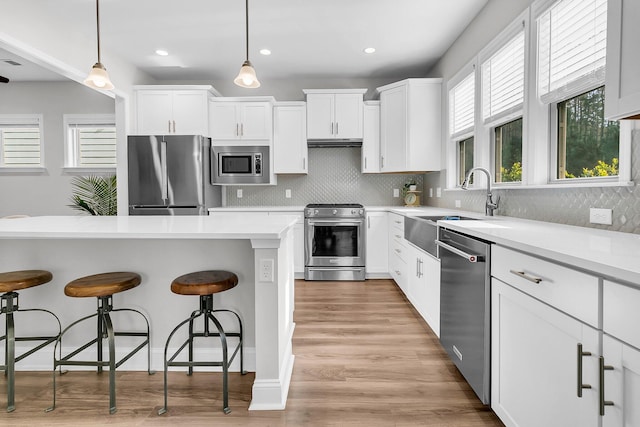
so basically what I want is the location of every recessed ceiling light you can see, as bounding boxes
[155,49,169,56]
[259,49,271,56]
[363,47,376,54]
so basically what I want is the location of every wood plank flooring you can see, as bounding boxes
[1,279,504,426]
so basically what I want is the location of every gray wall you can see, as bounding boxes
[423,0,640,234]
[0,81,115,216]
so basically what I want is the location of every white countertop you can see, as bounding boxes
[209,206,305,213]
[0,215,298,240]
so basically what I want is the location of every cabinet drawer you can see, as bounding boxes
[604,280,640,348]
[389,213,404,234]
[492,245,599,327]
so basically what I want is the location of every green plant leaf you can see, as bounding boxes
[68,175,117,216]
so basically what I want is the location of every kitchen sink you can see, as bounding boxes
[415,215,479,222]
[404,215,479,256]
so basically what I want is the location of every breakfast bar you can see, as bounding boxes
[0,214,297,411]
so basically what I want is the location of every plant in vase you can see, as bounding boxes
[68,175,117,216]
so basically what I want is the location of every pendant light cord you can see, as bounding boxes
[96,0,102,63]
[244,0,249,61]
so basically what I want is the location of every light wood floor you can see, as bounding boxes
[2,279,504,426]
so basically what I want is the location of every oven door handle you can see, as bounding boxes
[306,219,364,225]
[436,240,485,263]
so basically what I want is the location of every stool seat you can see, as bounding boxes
[0,270,53,293]
[64,272,141,298]
[171,270,238,296]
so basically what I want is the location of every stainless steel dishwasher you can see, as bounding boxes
[436,227,491,405]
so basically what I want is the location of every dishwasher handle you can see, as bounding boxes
[436,239,485,263]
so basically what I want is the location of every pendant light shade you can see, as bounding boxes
[234,0,260,88]
[85,0,114,90]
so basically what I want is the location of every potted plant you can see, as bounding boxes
[402,178,417,197]
[68,175,117,216]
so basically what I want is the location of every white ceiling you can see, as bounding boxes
[0,0,488,83]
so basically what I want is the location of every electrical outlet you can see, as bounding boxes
[237,189,243,198]
[590,208,612,225]
[285,189,292,198]
[393,188,400,197]
[436,187,442,198]
[259,259,274,282]
[455,200,461,208]
[429,188,433,198]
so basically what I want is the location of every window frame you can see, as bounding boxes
[0,114,45,172]
[63,114,116,173]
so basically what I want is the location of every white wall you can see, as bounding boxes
[0,82,115,216]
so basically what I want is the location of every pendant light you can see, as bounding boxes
[234,0,260,88]
[84,0,114,90]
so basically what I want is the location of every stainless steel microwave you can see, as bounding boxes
[211,145,270,184]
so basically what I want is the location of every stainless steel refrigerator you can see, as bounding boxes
[128,135,221,215]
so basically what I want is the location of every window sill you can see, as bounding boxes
[62,167,116,175]
[0,167,47,174]
[445,180,635,192]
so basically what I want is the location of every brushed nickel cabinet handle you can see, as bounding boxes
[509,269,543,284]
[599,356,614,416]
[172,120,176,133]
[168,120,171,133]
[241,123,244,136]
[236,123,239,136]
[336,122,339,135]
[577,344,592,397]
[331,122,334,135]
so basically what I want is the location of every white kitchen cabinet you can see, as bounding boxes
[361,101,380,173]
[492,278,600,427]
[273,102,307,174]
[269,211,305,276]
[406,242,440,337]
[365,211,388,277]
[303,89,366,140]
[388,213,408,295]
[377,79,442,173]
[209,98,273,142]
[134,86,215,135]
[605,0,640,120]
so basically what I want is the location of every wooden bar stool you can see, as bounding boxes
[158,270,245,415]
[0,270,61,412]
[47,272,153,414]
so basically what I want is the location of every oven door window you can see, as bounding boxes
[312,225,359,257]
[221,155,253,175]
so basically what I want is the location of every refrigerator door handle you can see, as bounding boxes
[161,140,168,202]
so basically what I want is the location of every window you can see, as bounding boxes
[557,87,619,179]
[458,137,474,185]
[482,27,525,184]
[64,115,116,169]
[495,118,523,183]
[0,115,43,168]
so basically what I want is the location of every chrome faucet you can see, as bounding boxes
[461,167,500,216]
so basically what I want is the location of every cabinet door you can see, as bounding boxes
[240,103,272,140]
[171,91,209,136]
[361,103,380,173]
[602,334,640,427]
[492,278,600,427]
[274,105,307,174]
[334,94,363,139]
[209,103,240,140]
[306,94,334,139]
[365,212,388,275]
[605,0,640,119]
[136,91,173,134]
[380,85,407,172]
[420,253,440,337]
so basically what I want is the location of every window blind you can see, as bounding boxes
[482,30,525,124]
[69,124,117,167]
[0,127,42,166]
[537,0,607,104]
[449,72,475,138]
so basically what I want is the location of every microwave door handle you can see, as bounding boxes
[161,140,168,202]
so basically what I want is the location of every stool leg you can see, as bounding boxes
[97,302,104,374]
[102,312,117,414]
[207,313,230,414]
[187,309,198,376]
[5,309,16,412]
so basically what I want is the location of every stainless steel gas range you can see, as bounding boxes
[304,203,366,281]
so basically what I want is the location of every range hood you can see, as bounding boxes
[307,139,362,148]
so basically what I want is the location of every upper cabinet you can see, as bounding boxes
[377,79,442,173]
[605,0,640,119]
[361,101,380,173]
[303,89,366,140]
[273,102,307,174]
[133,85,218,136]
[209,98,274,142]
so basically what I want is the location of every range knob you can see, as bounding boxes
[359,209,364,215]
[351,209,357,215]
[314,209,319,215]
[332,209,338,215]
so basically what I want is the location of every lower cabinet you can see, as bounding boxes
[365,211,388,277]
[406,243,440,336]
[601,334,640,427]
[492,278,600,427]
[267,212,304,275]
[388,213,408,294]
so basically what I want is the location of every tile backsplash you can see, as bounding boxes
[224,147,421,207]
[424,130,640,234]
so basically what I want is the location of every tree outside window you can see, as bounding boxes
[458,137,474,186]
[495,118,522,183]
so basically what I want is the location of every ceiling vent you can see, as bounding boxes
[2,59,22,66]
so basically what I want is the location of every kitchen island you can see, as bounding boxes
[0,214,297,410]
